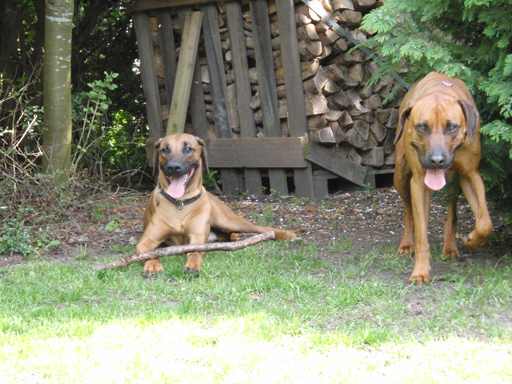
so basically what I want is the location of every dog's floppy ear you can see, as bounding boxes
[152,138,162,177]
[458,100,479,143]
[195,136,209,175]
[394,103,413,145]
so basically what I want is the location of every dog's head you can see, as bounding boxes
[152,133,209,199]
[395,92,479,190]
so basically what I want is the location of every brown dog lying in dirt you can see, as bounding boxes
[135,133,297,276]
[394,72,492,284]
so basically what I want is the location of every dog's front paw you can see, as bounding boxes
[408,261,431,284]
[183,266,200,276]
[143,259,163,277]
[397,243,413,255]
[408,270,430,285]
[442,244,459,259]
[184,252,202,276]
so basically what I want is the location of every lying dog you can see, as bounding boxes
[394,72,492,284]
[136,133,297,275]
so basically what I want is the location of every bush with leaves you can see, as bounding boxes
[361,0,512,222]
[71,71,147,180]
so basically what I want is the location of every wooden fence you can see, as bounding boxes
[127,0,400,199]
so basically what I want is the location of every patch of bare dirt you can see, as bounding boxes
[1,188,511,276]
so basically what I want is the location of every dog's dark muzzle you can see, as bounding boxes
[161,159,197,177]
[419,147,454,171]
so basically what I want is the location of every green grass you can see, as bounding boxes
[1,240,511,383]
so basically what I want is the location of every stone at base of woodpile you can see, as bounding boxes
[360,147,384,167]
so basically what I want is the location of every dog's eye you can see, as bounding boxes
[161,146,169,155]
[448,124,459,133]
[184,146,193,153]
[415,124,428,133]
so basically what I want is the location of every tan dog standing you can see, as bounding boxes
[136,133,297,276]
[394,72,492,284]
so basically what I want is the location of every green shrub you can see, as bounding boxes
[0,218,60,258]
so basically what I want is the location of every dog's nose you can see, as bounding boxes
[429,152,446,168]
[166,161,182,174]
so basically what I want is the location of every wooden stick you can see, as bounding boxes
[91,231,276,271]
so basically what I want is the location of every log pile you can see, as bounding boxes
[153,0,403,168]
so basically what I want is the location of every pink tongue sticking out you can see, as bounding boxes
[166,174,188,199]
[424,169,446,191]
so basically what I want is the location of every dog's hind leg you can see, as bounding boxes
[208,193,296,241]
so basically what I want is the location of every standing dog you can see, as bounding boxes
[136,133,297,276]
[394,72,492,284]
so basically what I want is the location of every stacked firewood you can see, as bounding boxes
[156,0,403,168]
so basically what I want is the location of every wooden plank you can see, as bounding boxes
[294,166,316,198]
[201,3,231,138]
[127,0,218,12]
[178,8,209,138]
[249,0,288,195]
[276,0,308,138]
[306,143,367,187]
[244,169,264,195]
[225,1,257,138]
[206,137,308,168]
[133,12,163,141]
[166,11,203,135]
[156,10,177,109]
[225,0,262,195]
[276,0,315,199]
[218,170,238,195]
[249,0,280,137]
[313,173,329,199]
[367,168,395,175]
[201,3,238,195]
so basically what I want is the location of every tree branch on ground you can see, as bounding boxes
[91,231,276,271]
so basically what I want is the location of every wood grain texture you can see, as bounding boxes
[306,142,367,186]
[156,11,177,109]
[133,12,163,140]
[178,8,209,138]
[225,1,263,195]
[206,137,308,168]
[167,11,203,135]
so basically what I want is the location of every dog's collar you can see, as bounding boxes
[420,80,455,96]
[158,184,203,210]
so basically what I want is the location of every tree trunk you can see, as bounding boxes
[42,0,73,180]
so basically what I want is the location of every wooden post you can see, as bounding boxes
[225,0,263,195]
[276,0,315,199]
[202,3,238,195]
[133,12,163,142]
[249,0,288,195]
[177,8,209,139]
[166,11,203,135]
[156,10,177,110]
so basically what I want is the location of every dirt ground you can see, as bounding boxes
[2,185,511,282]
